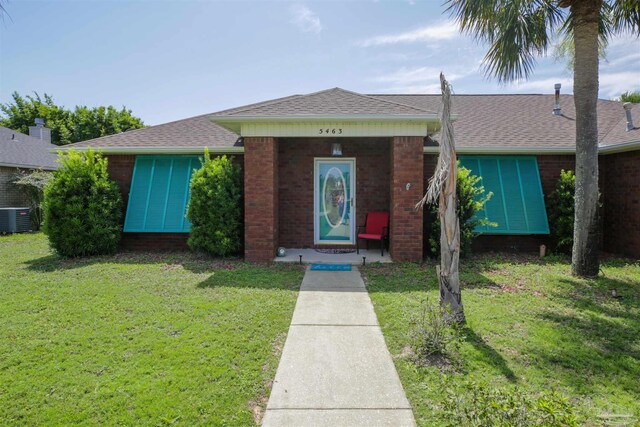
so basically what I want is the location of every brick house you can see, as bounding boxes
[0,123,58,208]
[64,88,640,260]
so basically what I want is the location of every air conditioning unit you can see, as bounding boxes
[0,208,31,233]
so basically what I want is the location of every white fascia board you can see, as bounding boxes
[423,146,576,155]
[210,114,445,135]
[598,140,640,154]
[50,146,245,155]
[423,140,640,155]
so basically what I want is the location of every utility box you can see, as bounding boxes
[0,208,31,233]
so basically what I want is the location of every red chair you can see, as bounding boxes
[356,212,390,256]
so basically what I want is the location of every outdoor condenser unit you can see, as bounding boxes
[0,208,31,233]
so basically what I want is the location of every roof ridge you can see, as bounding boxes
[333,88,434,113]
[212,94,303,116]
[215,87,434,116]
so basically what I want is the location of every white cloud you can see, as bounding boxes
[359,21,459,47]
[371,66,472,94]
[290,4,322,35]
[505,77,573,93]
[600,71,640,98]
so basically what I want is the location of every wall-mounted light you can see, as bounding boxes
[331,142,342,156]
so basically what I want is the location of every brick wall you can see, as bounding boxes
[0,166,32,208]
[278,138,390,249]
[423,154,576,254]
[601,150,640,259]
[390,136,423,261]
[105,154,244,252]
[244,137,278,261]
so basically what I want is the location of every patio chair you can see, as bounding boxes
[356,211,390,256]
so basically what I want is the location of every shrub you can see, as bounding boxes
[547,170,575,254]
[442,378,577,427]
[12,169,53,230]
[43,149,122,257]
[428,164,494,258]
[187,151,242,256]
[410,299,463,367]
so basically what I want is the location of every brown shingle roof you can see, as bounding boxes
[600,102,640,146]
[371,94,634,150]
[214,88,434,116]
[65,89,638,152]
[69,114,240,149]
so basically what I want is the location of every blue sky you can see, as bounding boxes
[1,0,639,125]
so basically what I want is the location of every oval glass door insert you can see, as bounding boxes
[322,167,347,228]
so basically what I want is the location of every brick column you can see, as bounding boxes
[244,137,278,261]
[390,136,424,261]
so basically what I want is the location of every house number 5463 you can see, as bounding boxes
[319,128,343,135]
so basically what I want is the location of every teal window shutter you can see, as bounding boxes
[459,156,549,234]
[124,156,199,233]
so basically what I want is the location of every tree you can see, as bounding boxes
[0,92,145,146]
[12,170,53,230]
[43,149,122,257]
[186,151,243,256]
[445,0,639,278]
[418,73,465,323]
[620,90,640,103]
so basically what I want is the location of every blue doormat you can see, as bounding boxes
[311,264,352,271]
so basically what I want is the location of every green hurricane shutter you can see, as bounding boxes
[124,156,198,232]
[459,156,549,234]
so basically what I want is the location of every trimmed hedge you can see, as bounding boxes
[43,149,122,257]
[428,164,493,258]
[186,151,242,256]
[547,169,575,254]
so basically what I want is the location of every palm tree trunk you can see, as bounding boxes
[571,0,601,278]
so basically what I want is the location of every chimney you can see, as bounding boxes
[28,118,52,144]
[553,83,562,116]
[623,102,635,131]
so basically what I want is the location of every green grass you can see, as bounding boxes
[363,254,640,427]
[0,233,304,426]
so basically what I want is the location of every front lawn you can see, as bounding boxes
[364,255,640,426]
[0,233,303,425]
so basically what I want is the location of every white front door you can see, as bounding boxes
[314,158,356,245]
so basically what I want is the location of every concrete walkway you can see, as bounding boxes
[262,267,416,427]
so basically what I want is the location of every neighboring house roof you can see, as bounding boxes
[63,88,639,154]
[0,126,59,170]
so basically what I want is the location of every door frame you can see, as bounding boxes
[313,158,356,245]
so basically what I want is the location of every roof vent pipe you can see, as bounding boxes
[623,102,634,131]
[553,83,562,116]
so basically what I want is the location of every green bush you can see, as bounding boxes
[187,151,242,256]
[428,164,493,258]
[43,149,122,257]
[442,378,577,427]
[547,170,575,254]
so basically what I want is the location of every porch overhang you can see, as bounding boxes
[209,114,444,138]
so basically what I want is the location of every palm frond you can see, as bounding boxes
[609,0,640,34]
[445,0,565,82]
